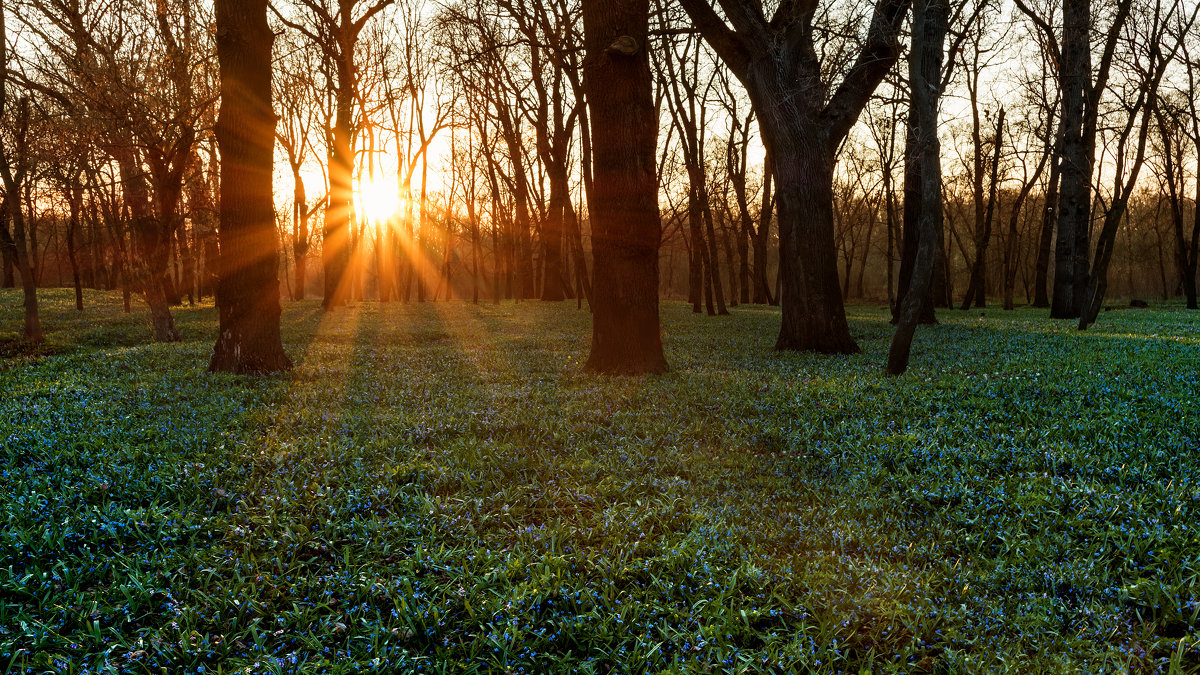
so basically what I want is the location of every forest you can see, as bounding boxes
[3,0,1200,672]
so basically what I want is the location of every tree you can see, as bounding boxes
[18,0,213,341]
[1155,36,1200,310]
[582,0,667,374]
[679,0,911,353]
[274,31,325,301]
[888,0,947,375]
[1016,0,1132,319]
[209,0,292,373]
[0,9,43,344]
[274,0,394,310]
[1079,0,1195,329]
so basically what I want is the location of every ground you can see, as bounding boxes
[2,289,1199,673]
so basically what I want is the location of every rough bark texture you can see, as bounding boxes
[888,0,947,375]
[209,0,292,374]
[1052,0,1091,318]
[582,0,667,375]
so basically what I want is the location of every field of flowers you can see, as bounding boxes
[2,289,1199,673]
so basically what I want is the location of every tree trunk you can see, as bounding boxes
[896,109,937,323]
[1052,0,1092,318]
[688,190,703,312]
[540,169,569,301]
[701,189,729,314]
[961,108,1005,310]
[209,0,292,373]
[115,149,181,342]
[293,167,308,300]
[323,57,356,309]
[769,133,859,353]
[67,185,84,311]
[0,195,43,343]
[1033,141,1060,308]
[1184,148,1200,309]
[753,152,774,304]
[888,0,947,375]
[582,0,667,374]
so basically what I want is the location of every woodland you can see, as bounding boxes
[2,0,1200,672]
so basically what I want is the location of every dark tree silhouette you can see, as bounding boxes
[274,0,394,310]
[0,10,42,344]
[679,0,911,353]
[582,0,667,374]
[209,0,292,374]
[1016,0,1132,319]
[888,0,947,375]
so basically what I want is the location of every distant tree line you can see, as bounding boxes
[1,0,1197,374]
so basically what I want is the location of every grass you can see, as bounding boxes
[2,288,1200,673]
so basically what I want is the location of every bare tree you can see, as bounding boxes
[273,0,394,309]
[582,0,667,374]
[0,10,43,343]
[210,0,292,372]
[679,0,911,353]
[1079,0,1196,329]
[888,0,948,375]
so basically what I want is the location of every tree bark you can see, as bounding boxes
[582,0,667,374]
[1052,0,1090,318]
[209,0,292,374]
[895,109,937,324]
[888,0,947,375]
[680,0,910,352]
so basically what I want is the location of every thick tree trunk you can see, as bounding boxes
[769,131,859,354]
[209,0,292,373]
[1053,0,1092,318]
[582,0,667,374]
[895,111,936,324]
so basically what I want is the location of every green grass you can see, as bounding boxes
[2,288,1200,673]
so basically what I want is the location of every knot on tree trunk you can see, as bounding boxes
[606,36,639,56]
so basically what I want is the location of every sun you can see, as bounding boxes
[356,177,402,223]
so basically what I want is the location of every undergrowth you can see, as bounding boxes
[2,289,1199,673]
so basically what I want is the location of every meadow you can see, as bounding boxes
[2,289,1199,673]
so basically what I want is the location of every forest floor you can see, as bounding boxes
[2,288,1200,674]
